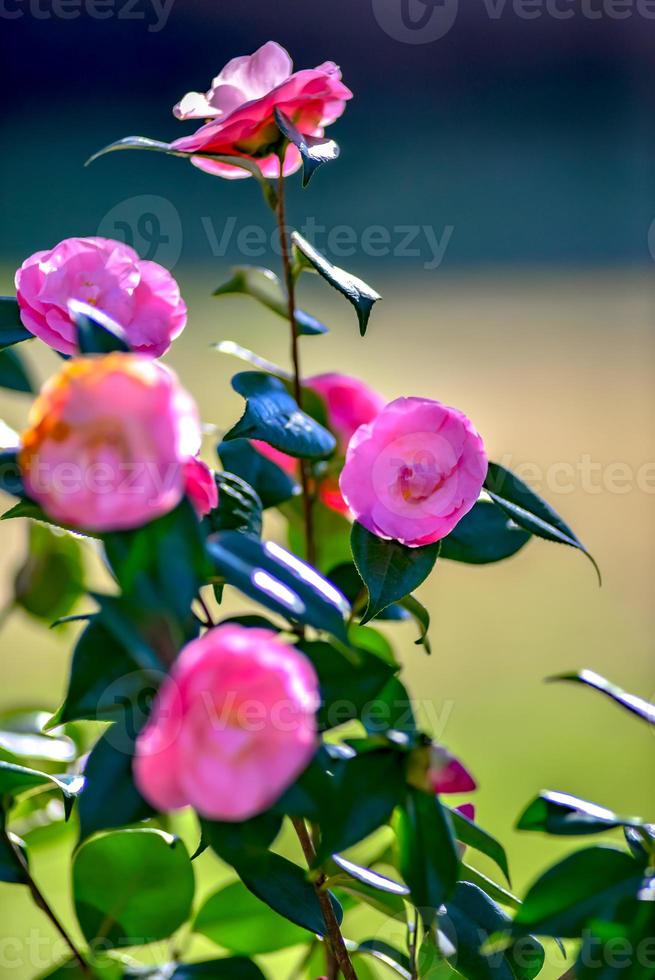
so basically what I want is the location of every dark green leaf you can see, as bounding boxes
[0,760,84,817]
[78,723,153,842]
[362,675,417,736]
[351,522,440,623]
[315,748,408,863]
[576,894,655,980]
[439,883,544,980]
[0,449,24,498]
[73,828,195,947]
[396,788,460,928]
[273,745,336,821]
[171,960,266,980]
[517,791,643,837]
[356,939,412,978]
[202,811,282,870]
[193,880,309,955]
[298,639,397,731]
[484,462,599,581]
[548,669,655,725]
[70,300,131,354]
[399,594,432,654]
[0,829,30,885]
[47,619,160,729]
[0,297,32,349]
[206,531,349,638]
[206,471,262,537]
[440,501,531,565]
[14,522,85,622]
[218,439,299,509]
[0,347,33,393]
[274,108,340,186]
[238,850,342,937]
[224,371,336,460]
[331,853,409,900]
[291,231,381,336]
[624,825,654,861]
[448,807,511,884]
[213,267,327,336]
[459,864,521,911]
[513,846,644,938]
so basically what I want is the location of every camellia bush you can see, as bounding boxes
[0,39,652,980]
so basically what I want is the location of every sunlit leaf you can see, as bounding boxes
[70,300,131,354]
[213,268,327,336]
[440,500,531,565]
[517,791,644,836]
[548,669,655,725]
[193,880,308,955]
[274,108,340,186]
[217,438,299,510]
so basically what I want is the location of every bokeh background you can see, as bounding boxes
[1,2,654,977]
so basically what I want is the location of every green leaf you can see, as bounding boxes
[0,448,25,498]
[0,347,33,393]
[396,788,460,928]
[274,108,340,186]
[351,522,440,623]
[291,231,381,336]
[0,708,77,764]
[484,462,600,581]
[47,618,160,729]
[217,438,299,509]
[517,791,644,837]
[439,883,544,980]
[286,498,353,573]
[399,594,432,654]
[202,811,282,869]
[224,371,336,460]
[447,807,511,885]
[440,501,531,565]
[206,472,262,537]
[213,267,327,336]
[78,723,153,842]
[314,748,408,863]
[0,760,84,818]
[73,828,195,947]
[14,522,85,622]
[170,960,266,980]
[548,669,655,725]
[361,675,417,736]
[238,850,343,937]
[0,297,32,349]
[70,300,131,354]
[330,853,409,917]
[459,864,521,911]
[355,939,412,978]
[206,531,349,638]
[0,828,30,885]
[513,845,644,938]
[298,638,397,731]
[575,894,655,980]
[193,880,309,955]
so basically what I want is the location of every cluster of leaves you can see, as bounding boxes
[0,115,651,980]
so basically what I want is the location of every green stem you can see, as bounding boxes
[275,170,317,569]
[2,829,90,974]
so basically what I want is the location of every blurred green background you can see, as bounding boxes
[1,1,654,977]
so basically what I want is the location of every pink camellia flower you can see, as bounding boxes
[340,397,487,546]
[254,373,385,515]
[428,745,477,795]
[15,237,187,357]
[184,457,218,518]
[134,624,320,821]
[171,41,352,180]
[19,354,202,533]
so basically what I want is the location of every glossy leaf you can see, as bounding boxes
[202,811,282,869]
[460,864,521,911]
[351,522,440,623]
[14,522,85,622]
[224,371,336,460]
[0,297,32,349]
[207,531,349,638]
[0,760,84,817]
[517,791,643,836]
[274,108,340,186]
[217,438,299,509]
[396,788,460,928]
[0,708,76,764]
[73,828,195,947]
[298,638,397,731]
[291,231,381,336]
[448,807,511,884]
[0,347,33,393]
[238,850,343,937]
[70,300,131,354]
[330,854,409,917]
[484,462,599,581]
[355,939,412,978]
[549,669,655,725]
[77,723,153,842]
[0,829,30,885]
[439,883,545,980]
[513,845,644,937]
[213,267,327,336]
[207,472,262,538]
[400,594,432,654]
[193,880,309,955]
[440,501,531,565]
